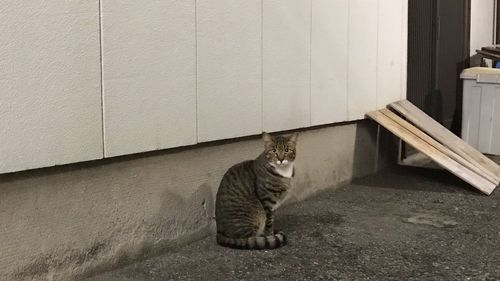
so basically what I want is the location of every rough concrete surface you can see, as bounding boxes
[0,121,387,281]
[84,163,500,281]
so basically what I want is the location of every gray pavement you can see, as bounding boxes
[84,165,500,281]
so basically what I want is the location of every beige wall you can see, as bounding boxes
[0,0,408,173]
[0,1,103,174]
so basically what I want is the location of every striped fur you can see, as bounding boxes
[215,132,298,250]
[217,231,287,250]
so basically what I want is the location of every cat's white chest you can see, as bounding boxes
[272,162,294,178]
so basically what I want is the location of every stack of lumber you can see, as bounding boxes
[367,100,500,195]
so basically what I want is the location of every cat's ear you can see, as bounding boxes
[288,132,298,144]
[262,132,274,144]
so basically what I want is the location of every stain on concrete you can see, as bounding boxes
[405,213,459,228]
[11,182,216,281]
[14,241,108,281]
[156,183,214,238]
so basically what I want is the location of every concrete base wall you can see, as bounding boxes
[0,120,395,281]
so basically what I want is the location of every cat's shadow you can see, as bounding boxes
[274,208,346,234]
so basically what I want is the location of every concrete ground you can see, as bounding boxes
[84,164,500,281]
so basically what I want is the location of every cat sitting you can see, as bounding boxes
[215,132,298,249]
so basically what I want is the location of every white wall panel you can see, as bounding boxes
[0,1,102,174]
[311,0,349,125]
[401,0,408,100]
[0,0,411,173]
[101,0,196,157]
[197,0,262,142]
[470,0,495,56]
[263,0,311,132]
[376,0,403,108]
[348,0,379,120]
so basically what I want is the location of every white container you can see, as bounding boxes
[460,67,500,155]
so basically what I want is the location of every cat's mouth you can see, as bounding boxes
[273,160,290,166]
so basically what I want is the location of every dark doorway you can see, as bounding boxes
[497,0,500,44]
[407,0,470,135]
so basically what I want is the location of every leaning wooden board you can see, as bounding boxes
[367,110,497,195]
[380,109,499,185]
[390,100,500,182]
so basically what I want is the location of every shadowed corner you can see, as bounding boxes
[352,120,399,178]
[352,164,478,195]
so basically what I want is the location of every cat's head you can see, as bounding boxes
[262,132,298,166]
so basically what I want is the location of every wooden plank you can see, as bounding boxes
[390,100,500,180]
[380,109,499,185]
[392,100,500,178]
[367,110,496,195]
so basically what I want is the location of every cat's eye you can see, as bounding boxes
[272,149,276,153]
[285,148,289,152]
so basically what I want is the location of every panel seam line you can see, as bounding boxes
[98,0,105,158]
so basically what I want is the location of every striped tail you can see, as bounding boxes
[216,232,287,250]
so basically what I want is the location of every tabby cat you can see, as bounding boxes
[215,132,298,249]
